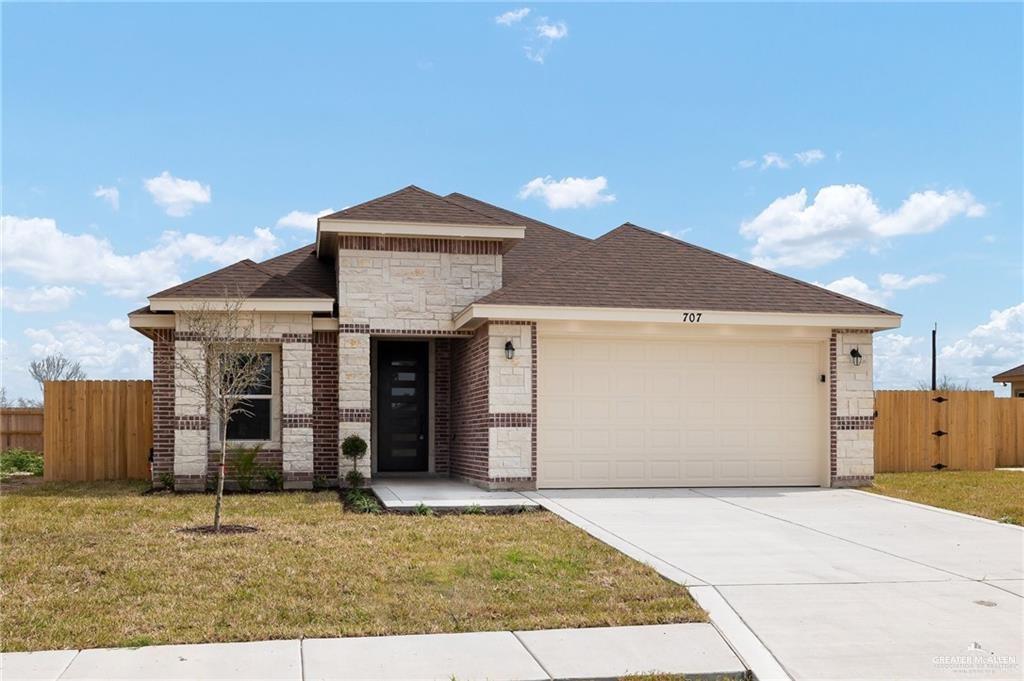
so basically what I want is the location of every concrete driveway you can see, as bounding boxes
[530,487,1023,681]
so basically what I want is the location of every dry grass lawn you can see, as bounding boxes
[0,482,703,652]
[866,471,1024,525]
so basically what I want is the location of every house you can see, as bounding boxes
[129,185,900,491]
[993,364,1024,398]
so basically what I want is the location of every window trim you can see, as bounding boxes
[209,345,281,450]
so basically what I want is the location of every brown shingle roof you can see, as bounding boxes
[150,259,332,300]
[444,193,590,285]
[321,185,516,227]
[993,363,1024,381]
[258,244,335,297]
[476,223,898,316]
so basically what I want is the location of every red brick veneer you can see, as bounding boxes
[152,329,175,484]
[338,236,502,254]
[312,331,339,482]
[434,339,452,474]
[449,326,490,482]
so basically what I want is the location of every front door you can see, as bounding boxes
[377,341,429,472]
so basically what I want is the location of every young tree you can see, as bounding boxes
[29,353,86,392]
[169,296,266,532]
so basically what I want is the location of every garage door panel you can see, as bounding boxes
[538,336,825,488]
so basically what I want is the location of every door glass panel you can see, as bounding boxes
[392,448,417,458]
[391,387,415,397]
[395,372,416,381]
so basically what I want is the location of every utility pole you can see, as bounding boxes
[931,323,937,391]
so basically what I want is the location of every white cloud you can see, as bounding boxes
[735,159,757,170]
[94,186,120,211]
[495,7,530,25]
[1,286,83,313]
[816,272,941,307]
[519,176,615,209]
[143,171,211,217]
[536,19,568,40]
[275,208,334,231]
[741,184,986,268]
[660,228,694,240]
[874,303,1024,391]
[1,215,281,299]
[761,153,790,170]
[24,318,151,383]
[794,149,825,166]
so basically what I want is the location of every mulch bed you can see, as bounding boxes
[177,524,258,535]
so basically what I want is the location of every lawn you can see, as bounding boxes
[866,471,1024,525]
[0,482,703,652]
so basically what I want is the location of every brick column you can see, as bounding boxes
[281,333,314,489]
[434,339,452,474]
[151,329,175,486]
[313,331,339,484]
[338,325,371,480]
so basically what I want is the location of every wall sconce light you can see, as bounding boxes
[849,347,863,367]
[505,340,515,360]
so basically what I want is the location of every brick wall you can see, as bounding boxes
[434,339,452,474]
[313,331,339,483]
[449,326,490,482]
[152,329,174,485]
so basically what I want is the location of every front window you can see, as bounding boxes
[225,352,273,441]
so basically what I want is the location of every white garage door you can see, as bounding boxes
[538,335,825,488]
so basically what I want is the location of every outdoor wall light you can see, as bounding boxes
[850,347,863,367]
[505,340,515,360]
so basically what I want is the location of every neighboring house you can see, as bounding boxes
[993,364,1024,398]
[129,185,901,491]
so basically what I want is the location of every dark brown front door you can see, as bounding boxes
[377,341,429,472]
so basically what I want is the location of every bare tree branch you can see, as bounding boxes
[29,353,86,392]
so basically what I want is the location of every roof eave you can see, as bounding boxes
[455,303,902,332]
[148,297,334,313]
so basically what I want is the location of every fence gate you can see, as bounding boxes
[43,380,153,481]
[873,390,1009,472]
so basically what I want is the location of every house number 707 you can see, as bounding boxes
[682,312,703,322]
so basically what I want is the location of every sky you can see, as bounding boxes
[2,2,1022,400]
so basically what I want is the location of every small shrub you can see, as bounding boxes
[314,475,329,489]
[0,448,44,477]
[263,469,283,491]
[158,472,175,491]
[463,504,485,515]
[230,444,264,492]
[345,489,381,514]
[341,434,368,488]
[413,502,435,516]
[344,469,365,490]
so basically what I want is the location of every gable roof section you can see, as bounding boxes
[258,244,336,297]
[476,223,898,316]
[150,258,332,300]
[993,363,1024,382]
[321,185,515,226]
[444,193,590,285]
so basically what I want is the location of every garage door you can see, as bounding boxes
[537,335,825,488]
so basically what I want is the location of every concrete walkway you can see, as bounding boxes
[528,487,1024,681]
[370,476,538,511]
[0,624,745,681]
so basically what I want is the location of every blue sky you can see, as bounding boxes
[2,2,1021,400]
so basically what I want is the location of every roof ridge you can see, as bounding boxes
[619,222,900,317]
[444,192,589,240]
[320,185,422,221]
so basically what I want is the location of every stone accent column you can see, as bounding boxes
[281,334,314,489]
[173,336,209,491]
[151,329,175,487]
[831,329,875,487]
[486,322,536,489]
[338,326,372,480]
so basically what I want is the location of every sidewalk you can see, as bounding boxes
[1,624,746,681]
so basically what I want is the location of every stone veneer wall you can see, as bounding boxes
[312,331,339,483]
[172,312,315,490]
[336,248,502,333]
[338,327,372,479]
[830,329,875,487]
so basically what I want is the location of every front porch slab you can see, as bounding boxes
[370,476,539,511]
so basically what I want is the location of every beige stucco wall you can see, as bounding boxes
[834,330,874,481]
[337,249,501,332]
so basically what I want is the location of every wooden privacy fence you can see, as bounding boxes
[1,408,44,451]
[43,380,153,482]
[874,390,1024,472]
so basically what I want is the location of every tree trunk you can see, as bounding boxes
[213,417,227,532]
